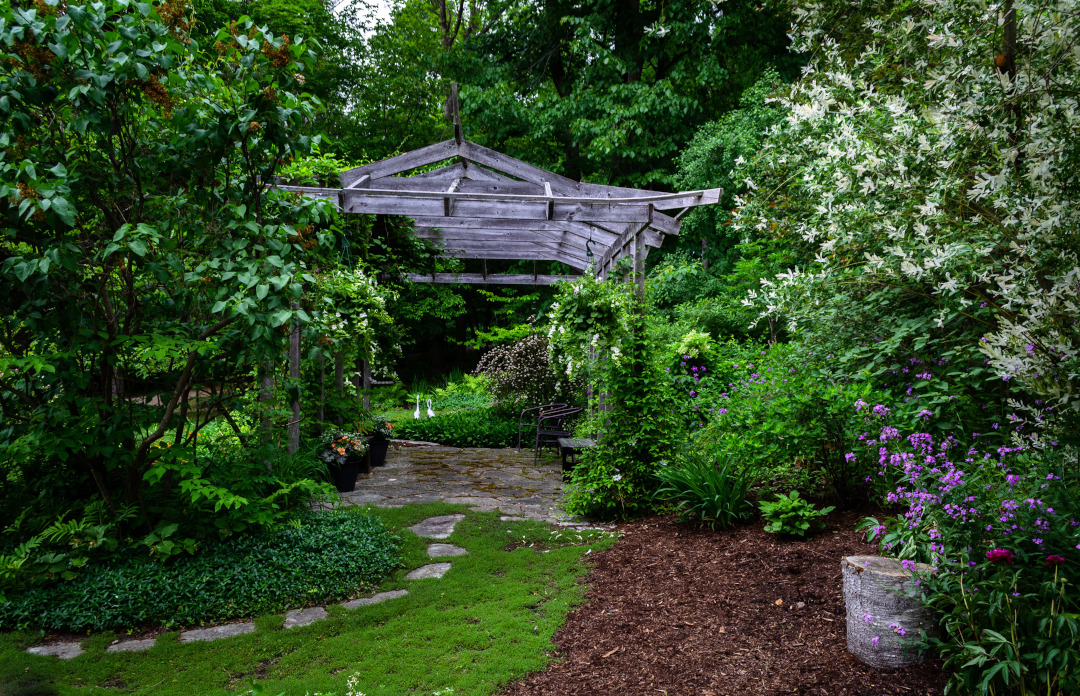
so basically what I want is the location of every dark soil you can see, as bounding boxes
[501,510,949,696]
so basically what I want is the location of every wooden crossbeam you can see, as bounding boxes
[406,273,578,285]
[438,240,589,267]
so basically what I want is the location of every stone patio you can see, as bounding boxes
[339,443,569,522]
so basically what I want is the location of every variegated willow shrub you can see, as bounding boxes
[732,0,1080,449]
[854,403,1080,695]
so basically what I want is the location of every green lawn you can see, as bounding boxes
[1,503,616,696]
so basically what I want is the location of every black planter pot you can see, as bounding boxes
[328,453,370,492]
[369,439,390,467]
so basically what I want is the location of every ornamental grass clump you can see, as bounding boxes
[858,404,1080,696]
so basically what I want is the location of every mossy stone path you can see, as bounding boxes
[341,444,568,522]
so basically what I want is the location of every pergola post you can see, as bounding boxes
[287,304,301,455]
[362,359,372,411]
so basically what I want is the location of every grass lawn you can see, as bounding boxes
[0,503,616,696]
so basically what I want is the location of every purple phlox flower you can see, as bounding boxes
[845,452,857,463]
[1032,538,1044,546]
[901,559,916,571]
[862,613,874,624]
[871,636,880,646]
[717,408,728,414]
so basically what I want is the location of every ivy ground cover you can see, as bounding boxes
[1,503,616,696]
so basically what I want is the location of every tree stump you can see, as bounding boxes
[841,555,937,669]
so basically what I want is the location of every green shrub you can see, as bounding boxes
[654,452,753,529]
[758,491,834,537]
[394,407,517,448]
[0,510,400,632]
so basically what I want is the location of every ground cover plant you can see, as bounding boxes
[1,503,618,696]
[0,510,400,632]
[393,407,518,448]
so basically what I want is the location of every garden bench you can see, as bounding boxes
[557,437,595,472]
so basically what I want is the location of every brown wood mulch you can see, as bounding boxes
[501,510,949,696]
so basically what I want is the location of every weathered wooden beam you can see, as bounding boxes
[410,217,621,245]
[342,194,659,223]
[415,227,593,249]
[406,273,578,285]
[597,220,651,274]
[340,139,459,188]
[359,176,542,196]
[459,140,579,192]
[438,240,590,265]
[440,248,587,269]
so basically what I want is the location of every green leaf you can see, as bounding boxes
[127,240,147,257]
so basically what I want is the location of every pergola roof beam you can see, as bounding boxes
[406,273,578,286]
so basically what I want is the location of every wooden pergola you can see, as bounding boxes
[276,122,722,288]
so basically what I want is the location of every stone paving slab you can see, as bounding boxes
[107,638,156,653]
[405,562,452,580]
[339,444,577,522]
[407,514,465,539]
[284,606,328,629]
[342,589,408,609]
[179,622,255,643]
[427,543,467,558]
[27,642,84,659]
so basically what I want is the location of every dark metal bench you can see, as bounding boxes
[557,437,596,472]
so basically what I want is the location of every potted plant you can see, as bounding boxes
[320,431,370,492]
[365,420,394,468]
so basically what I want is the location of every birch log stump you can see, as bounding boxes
[842,555,937,669]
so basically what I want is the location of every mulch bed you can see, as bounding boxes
[501,509,949,696]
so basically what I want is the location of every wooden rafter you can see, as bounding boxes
[274,139,722,284]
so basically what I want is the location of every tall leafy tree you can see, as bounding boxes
[0,0,335,517]
[451,0,799,188]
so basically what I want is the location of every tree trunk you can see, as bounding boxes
[841,556,937,669]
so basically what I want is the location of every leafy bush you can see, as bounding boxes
[432,374,492,411]
[0,510,400,632]
[563,313,679,520]
[859,411,1080,696]
[758,491,834,538]
[654,452,753,529]
[689,343,882,505]
[394,408,518,448]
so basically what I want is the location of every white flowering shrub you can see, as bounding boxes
[732,0,1080,446]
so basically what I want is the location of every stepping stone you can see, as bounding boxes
[179,622,255,643]
[407,514,465,540]
[107,638,156,653]
[405,562,452,580]
[342,589,408,609]
[427,543,467,558]
[27,642,83,660]
[284,606,328,629]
